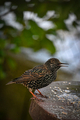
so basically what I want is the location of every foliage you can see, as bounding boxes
[0,0,80,79]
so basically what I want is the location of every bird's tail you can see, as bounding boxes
[6,81,15,85]
[6,78,18,85]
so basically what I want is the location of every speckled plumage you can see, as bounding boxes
[6,58,67,100]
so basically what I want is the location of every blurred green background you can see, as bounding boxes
[0,0,80,120]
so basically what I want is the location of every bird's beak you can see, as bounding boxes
[59,63,68,67]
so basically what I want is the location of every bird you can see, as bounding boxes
[6,58,68,101]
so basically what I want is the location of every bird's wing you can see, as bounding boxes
[13,65,47,83]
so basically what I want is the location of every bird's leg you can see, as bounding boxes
[37,89,48,98]
[29,91,40,100]
[37,89,44,96]
[29,88,42,101]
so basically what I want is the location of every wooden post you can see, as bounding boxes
[29,81,80,120]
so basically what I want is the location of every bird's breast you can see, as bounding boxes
[43,72,57,85]
[27,72,57,89]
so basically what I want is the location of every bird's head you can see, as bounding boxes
[45,58,68,71]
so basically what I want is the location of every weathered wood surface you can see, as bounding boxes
[29,81,80,120]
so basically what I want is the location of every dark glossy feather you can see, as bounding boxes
[11,65,48,84]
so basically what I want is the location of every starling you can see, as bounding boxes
[6,58,68,100]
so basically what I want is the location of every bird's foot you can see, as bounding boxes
[42,95,48,98]
[29,90,44,101]
[36,89,48,98]
[34,93,48,98]
[30,97,44,102]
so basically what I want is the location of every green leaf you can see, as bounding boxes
[46,29,57,35]
[21,29,33,46]
[42,38,56,54]
[29,20,45,39]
